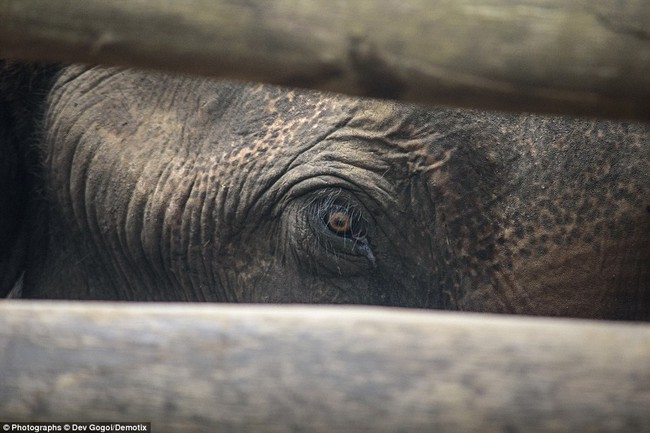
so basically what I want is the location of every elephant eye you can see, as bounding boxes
[306,193,376,268]
[327,211,352,234]
[321,205,366,239]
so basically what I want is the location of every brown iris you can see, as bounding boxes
[327,211,352,234]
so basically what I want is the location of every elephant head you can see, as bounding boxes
[2,63,649,319]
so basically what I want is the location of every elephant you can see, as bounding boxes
[1,62,649,320]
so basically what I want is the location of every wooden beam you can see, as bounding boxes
[1,301,649,431]
[0,0,649,120]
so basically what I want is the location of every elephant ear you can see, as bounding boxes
[0,61,57,297]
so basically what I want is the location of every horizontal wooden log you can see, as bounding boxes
[0,0,649,120]
[0,301,649,432]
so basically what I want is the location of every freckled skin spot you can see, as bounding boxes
[514,225,525,239]
[536,246,548,255]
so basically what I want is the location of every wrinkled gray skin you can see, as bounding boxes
[2,64,649,320]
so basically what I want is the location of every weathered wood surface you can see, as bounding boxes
[0,301,649,432]
[0,0,649,120]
